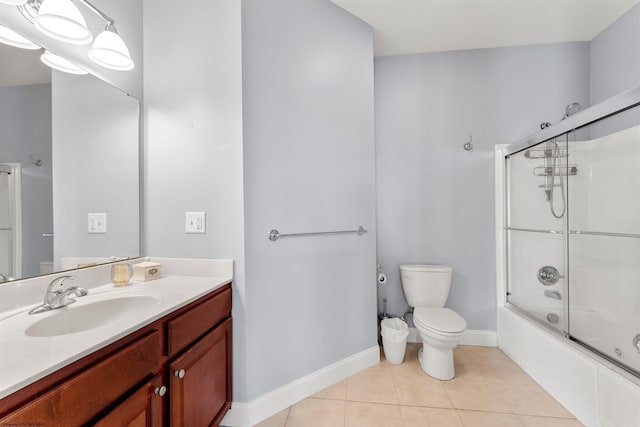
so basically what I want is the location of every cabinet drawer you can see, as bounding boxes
[167,286,231,357]
[0,330,161,426]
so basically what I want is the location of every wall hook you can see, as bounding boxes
[29,154,43,167]
[463,135,473,151]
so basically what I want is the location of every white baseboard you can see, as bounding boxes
[408,327,497,347]
[221,345,380,427]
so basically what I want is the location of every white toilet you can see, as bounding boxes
[400,264,466,380]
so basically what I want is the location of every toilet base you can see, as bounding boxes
[418,345,455,380]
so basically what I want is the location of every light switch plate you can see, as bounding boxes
[88,213,107,234]
[185,212,206,234]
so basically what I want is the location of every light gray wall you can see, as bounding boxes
[143,0,246,402]
[0,84,52,278]
[375,43,590,330]
[242,0,376,400]
[590,4,640,105]
[52,73,139,269]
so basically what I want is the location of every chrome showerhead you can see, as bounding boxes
[565,102,582,117]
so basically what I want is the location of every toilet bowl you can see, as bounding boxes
[400,264,467,380]
[414,307,466,380]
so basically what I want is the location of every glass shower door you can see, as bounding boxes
[0,166,13,279]
[567,109,640,375]
[505,136,570,334]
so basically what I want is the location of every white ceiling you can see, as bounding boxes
[329,0,640,56]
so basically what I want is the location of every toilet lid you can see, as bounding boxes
[414,308,466,333]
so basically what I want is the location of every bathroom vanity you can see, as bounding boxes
[0,259,232,426]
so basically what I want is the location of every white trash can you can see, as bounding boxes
[380,317,409,365]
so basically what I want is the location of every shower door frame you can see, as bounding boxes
[0,163,22,280]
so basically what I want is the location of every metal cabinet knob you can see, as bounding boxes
[154,386,166,396]
[174,369,186,379]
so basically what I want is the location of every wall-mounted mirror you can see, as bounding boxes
[0,36,140,283]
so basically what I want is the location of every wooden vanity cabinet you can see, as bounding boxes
[0,283,232,427]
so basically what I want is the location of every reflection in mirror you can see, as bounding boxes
[0,36,140,283]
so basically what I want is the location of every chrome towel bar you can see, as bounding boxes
[268,225,367,242]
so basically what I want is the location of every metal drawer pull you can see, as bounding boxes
[154,386,166,396]
[174,369,185,379]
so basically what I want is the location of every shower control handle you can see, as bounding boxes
[633,334,640,353]
[537,266,563,286]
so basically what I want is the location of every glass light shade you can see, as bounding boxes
[0,0,28,5]
[40,50,87,75]
[35,0,92,44]
[88,29,134,71]
[0,25,40,49]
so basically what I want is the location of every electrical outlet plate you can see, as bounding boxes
[88,213,107,234]
[185,212,206,234]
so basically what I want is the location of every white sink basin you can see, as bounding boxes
[25,295,161,337]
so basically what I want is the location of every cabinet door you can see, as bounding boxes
[169,318,232,427]
[94,375,164,427]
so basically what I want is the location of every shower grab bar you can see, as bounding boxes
[533,165,578,177]
[505,227,564,234]
[268,225,367,242]
[524,148,568,159]
[506,227,640,239]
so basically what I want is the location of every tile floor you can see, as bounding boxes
[255,343,584,427]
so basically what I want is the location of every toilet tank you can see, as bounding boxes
[400,264,452,308]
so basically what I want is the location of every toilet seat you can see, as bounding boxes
[414,307,466,334]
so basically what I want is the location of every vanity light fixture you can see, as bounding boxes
[40,49,87,74]
[0,0,28,5]
[0,24,40,49]
[88,23,133,71]
[34,0,92,44]
[0,0,134,71]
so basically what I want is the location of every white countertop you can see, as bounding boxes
[0,258,232,400]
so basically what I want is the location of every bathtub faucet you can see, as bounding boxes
[543,290,562,300]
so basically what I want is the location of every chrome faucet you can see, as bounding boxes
[28,276,88,315]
